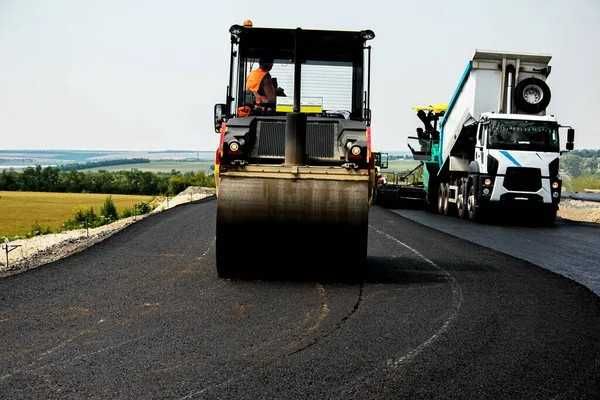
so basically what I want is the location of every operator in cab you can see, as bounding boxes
[246,57,277,108]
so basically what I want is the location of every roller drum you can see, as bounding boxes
[216,175,369,277]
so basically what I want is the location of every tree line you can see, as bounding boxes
[0,166,214,195]
[561,153,600,177]
[60,158,150,171]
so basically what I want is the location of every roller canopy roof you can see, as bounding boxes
[232,26,372,62]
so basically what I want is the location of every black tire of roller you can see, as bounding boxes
[514,77,551,114]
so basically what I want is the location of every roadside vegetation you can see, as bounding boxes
[81,160,213,173]
[0,191,155,239]
[561,150,600,192]
[60,158,150,171]
[0,165,214,195]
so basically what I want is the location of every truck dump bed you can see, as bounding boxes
[439,50,552,170]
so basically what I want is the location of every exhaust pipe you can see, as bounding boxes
[285,28,306,166]
[506,65,515,114]
[285,112,306,165]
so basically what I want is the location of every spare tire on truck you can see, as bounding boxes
[514,77,551,114]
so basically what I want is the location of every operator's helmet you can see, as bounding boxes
[259,56,274,70]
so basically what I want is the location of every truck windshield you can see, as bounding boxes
[487,119,559,152]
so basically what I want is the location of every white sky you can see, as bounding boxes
[1,0,599,151]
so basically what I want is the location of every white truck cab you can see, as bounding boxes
[476,113,562,211]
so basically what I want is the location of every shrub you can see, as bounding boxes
[26,222,52,238]
[100,196,118,222]
[63,207,99,230]
[134,201,152,214]
[120,208,134,218]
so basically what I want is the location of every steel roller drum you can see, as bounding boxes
[216,171,370,275]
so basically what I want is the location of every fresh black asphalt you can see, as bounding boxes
[0,200,599,399]
[391,208,600,295]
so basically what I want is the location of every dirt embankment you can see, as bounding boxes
[559,199,600,224]
[0,187,215,278]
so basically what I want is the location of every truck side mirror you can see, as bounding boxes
[566,128,575,151]
[374,152,389,169]
[214,103,227,133]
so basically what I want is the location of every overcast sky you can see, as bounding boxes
[1,0,599,151]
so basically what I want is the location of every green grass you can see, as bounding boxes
[83,160,213,173]
[0,191,154,238]
[563,175,600,192]
[385,159,420,172]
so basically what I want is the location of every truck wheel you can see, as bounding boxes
[425,174,439,213]
[540,207,558,226]
[437,183,446,214]
[467,184,481,222]
[442,183,450,216]
[515,77,551,114]
[457,181,467,219]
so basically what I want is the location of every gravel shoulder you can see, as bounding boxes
[559,198,600,224]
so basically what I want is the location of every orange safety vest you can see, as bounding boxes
[246,68,270,104]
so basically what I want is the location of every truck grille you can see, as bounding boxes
[255,120,335,159]
[503,167,542,192]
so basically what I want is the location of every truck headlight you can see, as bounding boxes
[551,181,560,190]
[484,178,493,186]
[350,145,362,156]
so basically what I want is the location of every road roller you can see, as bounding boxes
[212,22,377,278]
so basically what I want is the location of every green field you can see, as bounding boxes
[84,160,213,173]
[385,159,420,172]
[0,191,154,238]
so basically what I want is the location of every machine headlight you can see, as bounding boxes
[228,141,240,153]
[350,145,362,156]
[484,178,493,186]
[551,181,560,190]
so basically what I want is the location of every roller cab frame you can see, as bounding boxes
[213,24,375,278]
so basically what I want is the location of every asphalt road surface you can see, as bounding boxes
[392,208,600,295]
[1,200,599,399]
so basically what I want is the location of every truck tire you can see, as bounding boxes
[540,206,558,226]
[437,182,446,214]
[442,183,450,216]
[457,180,467,219]
[425,180,438,212]
[515,77,551,114]
[467,183,482,222]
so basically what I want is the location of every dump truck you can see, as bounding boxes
[213,23,376,277]
[399,50,575,224]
